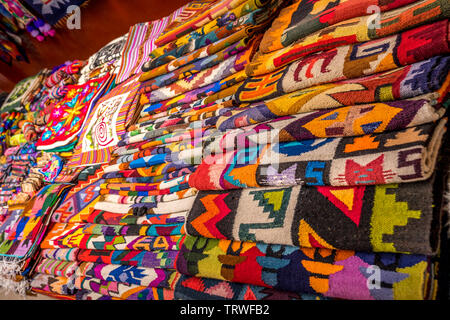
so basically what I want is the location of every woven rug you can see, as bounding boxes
[73,277,174,300]
[259,0,417,53]
[35,258,78,278]
[140,37,251,89]
[66,74,141,167]
[236,20,450,104]
[22,0,88,26]
[189,118,447,189]
[144,4,277,73]
[208,95,444,149]
[176,235,436,300]
[186,178,440,255]
[218,55,450,130]
[246,0,450,76]
[52,164,107,223]
[35,74,110,151]
[76,262,178,288]
[30,273,75,295]
[154,0,245,48]
[77,249,179,269]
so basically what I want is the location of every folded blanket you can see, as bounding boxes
[67,74,141,167]
[154,0,246,47]
[147,40,257,104]
[186,179,441,255]
[74,276,174,300]
[86,211,187,226]
[218,55,450,130]
[41,248,79,261]
[77,249,179,269]
[246,0,450,76]
[99,187,197,204]
[35,258,78,277]
[175,274,324,300]
[189,118,447,189]
[52,164,107,223]
[35,74,110,151]
[259,0,418,53]
[176,235,437,300]
[207,95,445,150]
[93,193,195,215]
[76,262,179,288]
[30,273,75,296]
[82,222,185,237]
[140,37,251,88]
[151,0,269,58]
[237,20,450,104]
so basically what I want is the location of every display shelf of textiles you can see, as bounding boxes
[0,0,449,301]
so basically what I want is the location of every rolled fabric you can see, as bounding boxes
[176,235,438,300]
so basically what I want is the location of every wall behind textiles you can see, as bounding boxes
[0,0,190,92]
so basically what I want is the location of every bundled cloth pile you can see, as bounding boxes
[0,0,449,301]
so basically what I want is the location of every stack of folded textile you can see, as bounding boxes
[173,0,450,300]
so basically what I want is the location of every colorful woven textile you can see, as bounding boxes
[41,248,79,261]
[189,119,447,189]
[143,3,277,73]
[77,262,179,288]
[174,274,323,300]
[74,277,174,300]
[0,184,71,258]
[30,273,75,295]
[35,258,78,277]
[259,0,418,53]
[146,40,257,104]
[52,164,107,223]
[246,0,450,76]
[218,56,450,130]
[66,75,141,167]
[22,0,88,26]
[236,20,450,104]
[77,249,180,269]
[35,74,110,151]
[186,180,440,254]
[208,96,444,149]
[176,235,436,300]
[140,37,251,88]
[156,0,217,45]
[1,74,40,112]
[154,0,247,47]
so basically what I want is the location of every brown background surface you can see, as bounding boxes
[0,0,190,92]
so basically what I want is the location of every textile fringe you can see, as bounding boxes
[0,257,29,296]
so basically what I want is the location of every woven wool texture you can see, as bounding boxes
[245,0,450,76]
[186,180,440,255]
[236,20,450,104]
[218,55,450,130]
